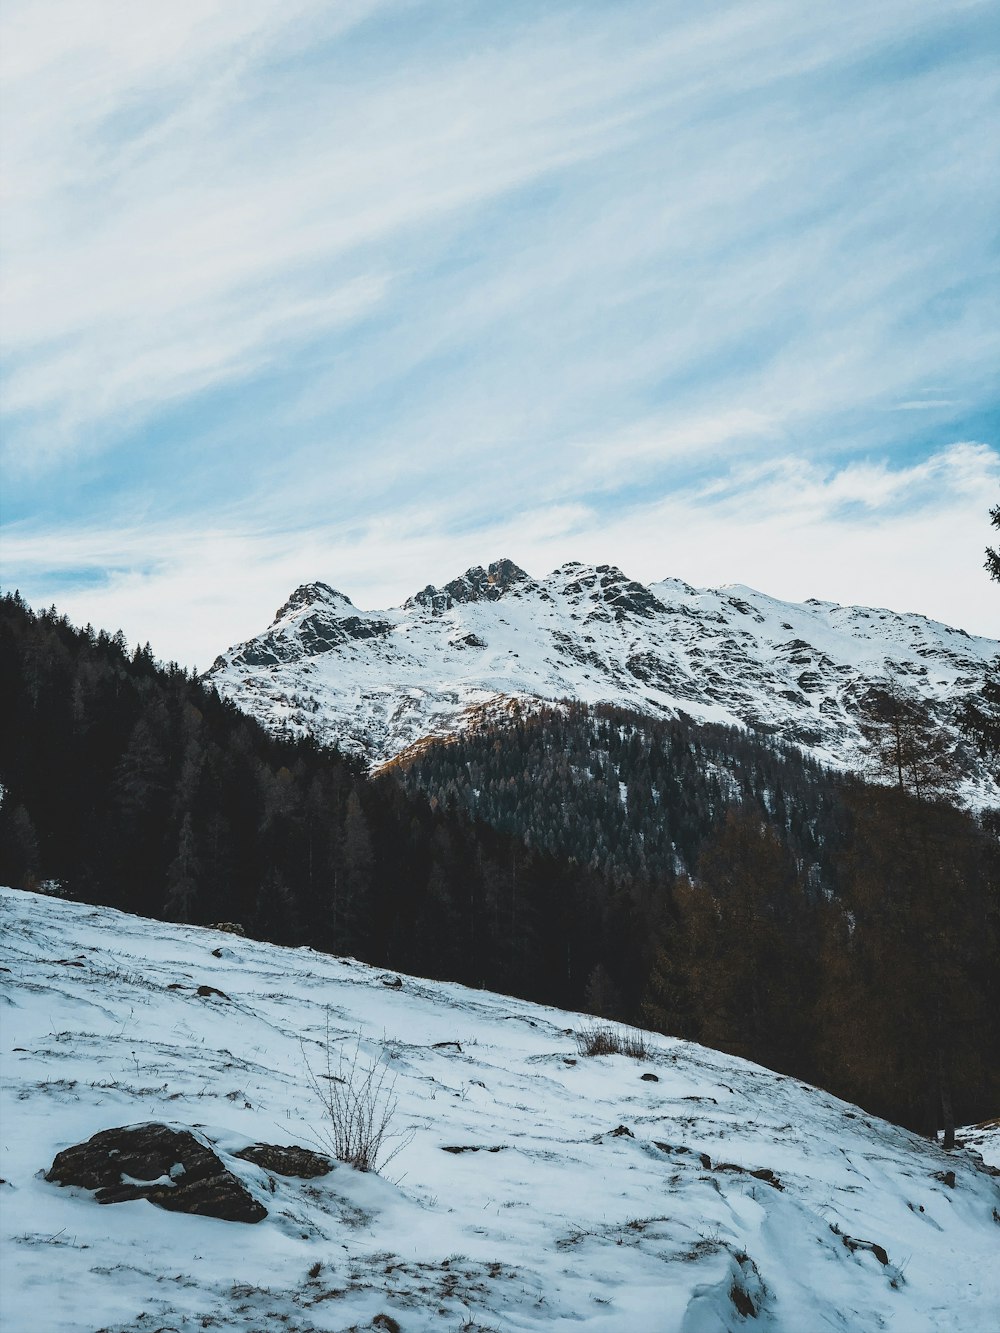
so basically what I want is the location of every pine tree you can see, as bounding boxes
[584,961,622,1019]
[987,502,1000,582]
[817,785,999,1145]
[0,802,40,888]
[163,811,200,921]
[858,679,958,801]
[678,812,815,1073]
[333,789,373,954]
[958,502,1000,780]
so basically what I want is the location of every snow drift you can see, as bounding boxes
[1,885,998,1332]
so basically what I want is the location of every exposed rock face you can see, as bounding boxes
[45,1123,267,1223]
[206,556,998,805]
[444,558,531,604]
[407,584,453,614]
[406,559,531,613]
[211,580,393,671]
[556,562,665,621]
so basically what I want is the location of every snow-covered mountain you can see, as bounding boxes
[3,884,998,1333]
[207,558,997,801]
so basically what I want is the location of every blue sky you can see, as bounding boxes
[1,0,997,665]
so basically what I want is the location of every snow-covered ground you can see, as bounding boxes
[207,560,998,806]
[2,885,998,1333]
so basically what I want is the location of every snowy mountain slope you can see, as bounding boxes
[207,559,998,803]
[2,886,999,1333]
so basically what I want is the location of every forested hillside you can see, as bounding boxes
[0,592,589,998]
[390,702,852,886]
[393,703,1000,1140]
[1,591,998,1139]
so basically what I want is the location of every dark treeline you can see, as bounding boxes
[395,702,1000,1141]
[391,700,852,887]
[1,591,997,1139]
[0,592,596,1003]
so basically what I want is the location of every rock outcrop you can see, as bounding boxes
[46,1123,267,1222]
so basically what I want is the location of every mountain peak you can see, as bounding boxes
[549,561,666,620]
[273,581,353,624]
[407,557,530,613]
[448,557,530,601]
[209,557,998,803]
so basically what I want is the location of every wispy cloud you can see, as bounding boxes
[4,442,995,666]
[1,0,997,653]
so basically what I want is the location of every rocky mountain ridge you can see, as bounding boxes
[207,558,998,804]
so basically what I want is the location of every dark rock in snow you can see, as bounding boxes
[233,1144,333,1178]
[441,1144,508,1154]
[833,1225,890,1266]
[406,584,454,614]
[714,1160,784,1190]
[45,1123,267,1222]
[748,1167,783,1190]
[653,1142,712,1169]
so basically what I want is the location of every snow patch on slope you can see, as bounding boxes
[2,886,999,1332]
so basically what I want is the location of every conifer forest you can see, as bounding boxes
[2,589,997,1141]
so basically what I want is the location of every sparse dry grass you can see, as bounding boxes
[574,1022,651,1060]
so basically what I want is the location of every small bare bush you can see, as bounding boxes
[575,1021,651,1060]
[303,1020,412,1173]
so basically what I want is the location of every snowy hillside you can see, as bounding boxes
[2,886,998,1333]
[207,559,997,803]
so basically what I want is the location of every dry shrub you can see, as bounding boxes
[575,1021,651,1060]
[303,1019,412,1173]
